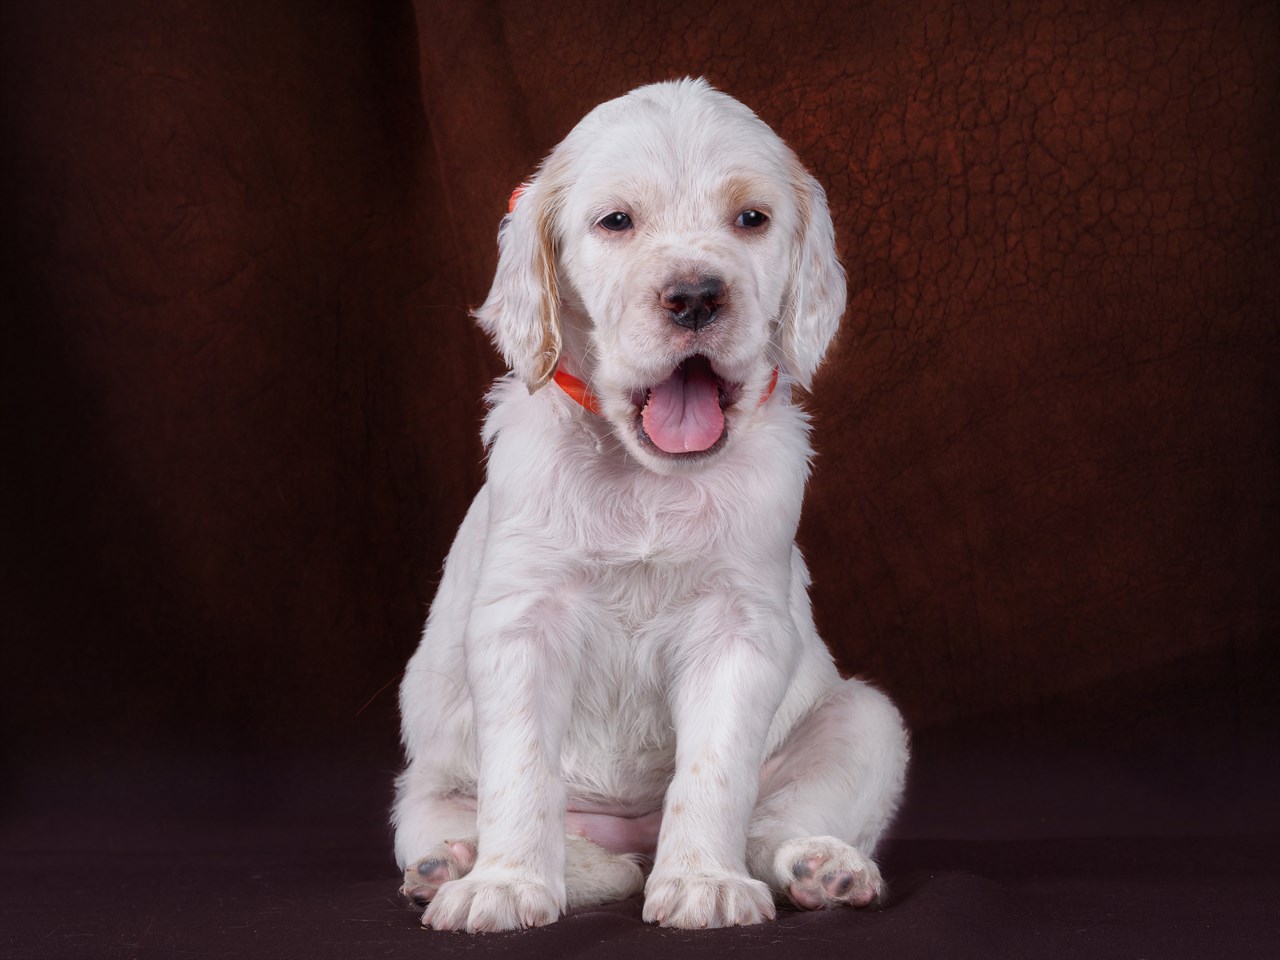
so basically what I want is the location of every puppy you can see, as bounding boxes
[393,78,908,932]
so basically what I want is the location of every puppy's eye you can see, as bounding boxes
[736,209,768,229]
[599,212,633,232]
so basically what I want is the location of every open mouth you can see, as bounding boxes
[634,355,740,456]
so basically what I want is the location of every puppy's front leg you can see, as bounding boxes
[643,597,791,928]
[423,585,579,932]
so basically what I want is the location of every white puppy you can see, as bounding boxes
[393,78,908,932]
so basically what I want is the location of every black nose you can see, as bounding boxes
[661,277,725,331]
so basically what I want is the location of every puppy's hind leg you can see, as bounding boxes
[392,773,480,909]
[564,834,646,909]
[746,678,909,910]
[401,836,479,910]
[400,827,644,912]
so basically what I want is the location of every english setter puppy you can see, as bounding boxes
[394,78,908,932]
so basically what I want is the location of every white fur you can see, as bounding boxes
[394,79,908,932]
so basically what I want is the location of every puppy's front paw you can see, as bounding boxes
[775,836,883,910]
[643,870,775,928]
[422,870,563,932]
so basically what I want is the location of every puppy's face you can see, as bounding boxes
[476,80,846,474]
[555,118,795,469]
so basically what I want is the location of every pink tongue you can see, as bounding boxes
[641,360,725,453]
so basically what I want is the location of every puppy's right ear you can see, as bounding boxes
[473,178,562,391]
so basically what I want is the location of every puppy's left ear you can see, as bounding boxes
[473,177,563,391]
[779,170,847,390]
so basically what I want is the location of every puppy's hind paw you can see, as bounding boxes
[776,836,883,910]
[399,838,478,908]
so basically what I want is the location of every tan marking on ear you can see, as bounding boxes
[775,167,815,368]
[781,159,845,389]
[528,180,563,391]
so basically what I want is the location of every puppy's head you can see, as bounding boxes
[475,78,845,473]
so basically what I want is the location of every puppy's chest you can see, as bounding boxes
[527,447,757,564]
[571,560,693,682]
[558,565,682,802]
[576,502,737,567]
[581,556,705,641]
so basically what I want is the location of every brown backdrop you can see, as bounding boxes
[3,0,1277,773]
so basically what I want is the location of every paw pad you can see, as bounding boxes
[400,838,478,907]
[779,839,883,911]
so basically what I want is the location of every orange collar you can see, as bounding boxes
[553,367,779,415]
[552,368,603,415]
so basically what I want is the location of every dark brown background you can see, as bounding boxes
[3,1,1278,958]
